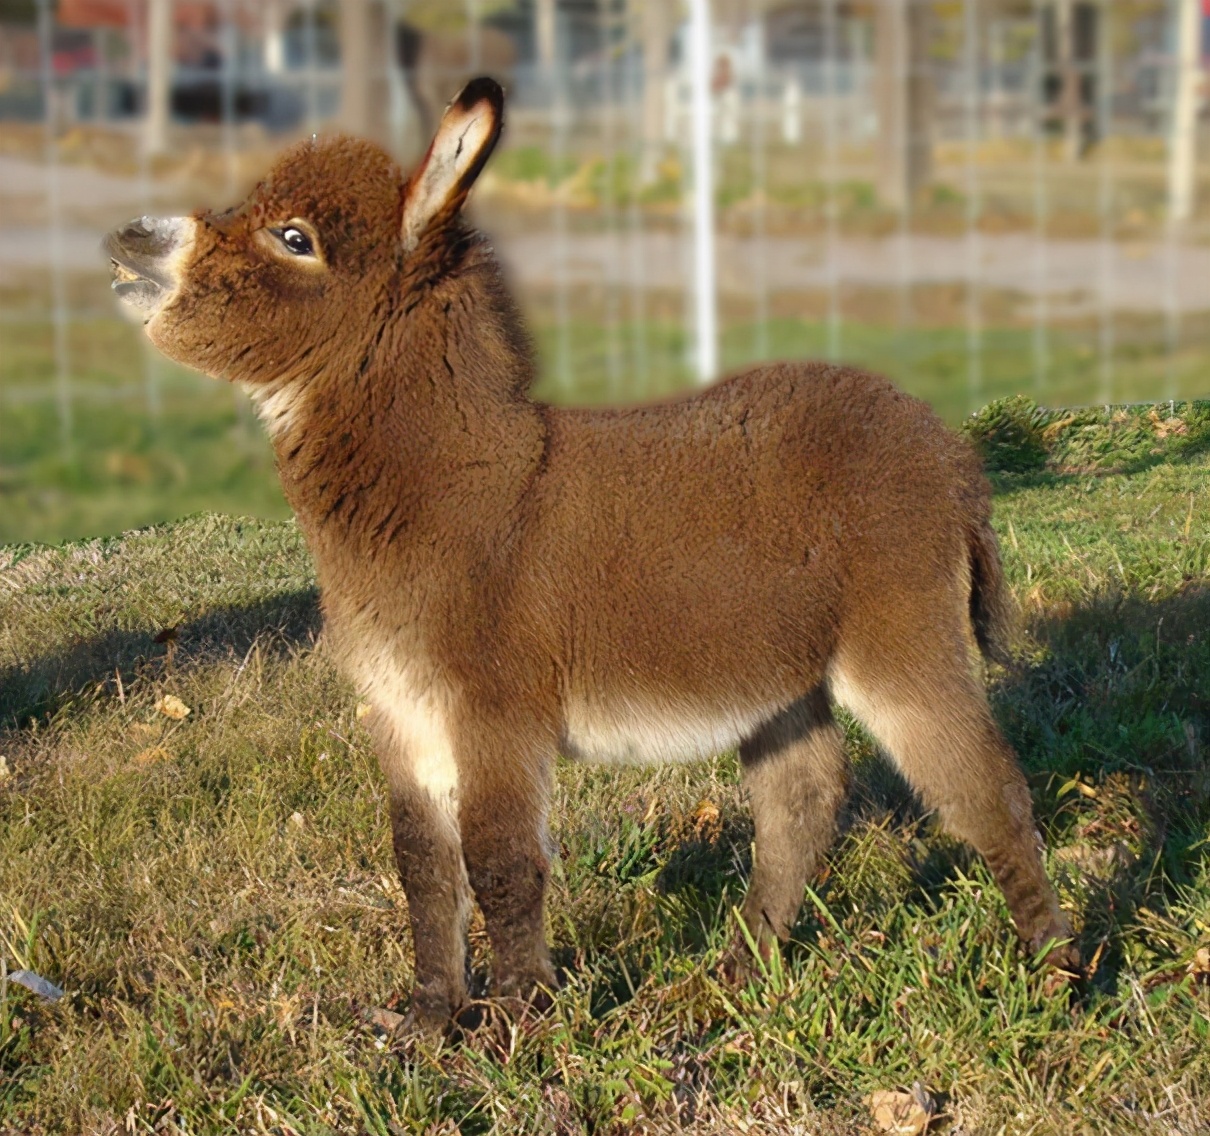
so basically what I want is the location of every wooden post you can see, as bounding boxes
[467,0,481,72]
[144,0,171,156]
[340,0,371,135]
[263,0,287,75]
[536,0,557,71]
[1054,0,1083,162]
[340,0,390,141]
[687,0,717,382]
[876,0,933,212]
[1168,0,1202,223]
[636,0,671,185]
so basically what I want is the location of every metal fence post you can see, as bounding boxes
[687,0,717,383]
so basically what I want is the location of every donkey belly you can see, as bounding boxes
[560,698,781,765]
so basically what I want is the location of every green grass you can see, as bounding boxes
[487,135,1210,235]
[0,318,288,546]
[534,317,1210,418]
[5,313,1208,546]
[0,400,1207,1133]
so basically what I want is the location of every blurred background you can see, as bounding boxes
[1,0,1208,544]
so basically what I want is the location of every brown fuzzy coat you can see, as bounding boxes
[105,78,1077,1034]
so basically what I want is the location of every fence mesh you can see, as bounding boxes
[1,0,1207,543]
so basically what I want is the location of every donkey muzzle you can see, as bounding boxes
[104,216,195,317]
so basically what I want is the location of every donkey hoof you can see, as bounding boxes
[718,949,755,987]
[453,995,551,1057]
[492,968,559,1012]
[718,931,778,987]
[396,997,459,1042]
[1045,940,1083,974]
[1040,939,1084,986]
[1023,909,1082,975]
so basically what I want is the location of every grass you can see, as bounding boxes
[537,315,1210,416]
[5,309,1210,546]
[0,317,288,546]
[483,133,1210,239]
[0,399,1207,1133]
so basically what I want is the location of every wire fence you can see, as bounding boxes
[0,0,1208,541]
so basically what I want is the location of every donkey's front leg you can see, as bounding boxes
[457,744,557,1008]
[371,717,472,1034]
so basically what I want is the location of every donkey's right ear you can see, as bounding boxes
[402,77,504,250]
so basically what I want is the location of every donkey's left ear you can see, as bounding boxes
[402,76,504,249]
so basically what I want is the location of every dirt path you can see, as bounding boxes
[3,154,1209,314]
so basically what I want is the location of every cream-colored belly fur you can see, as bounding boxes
[361,646,782,781]
[561,699,777,765]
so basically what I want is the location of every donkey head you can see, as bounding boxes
[104,78,505,389]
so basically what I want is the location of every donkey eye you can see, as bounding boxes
[278,227,314,256]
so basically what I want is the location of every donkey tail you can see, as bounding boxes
[968,519,1017,666]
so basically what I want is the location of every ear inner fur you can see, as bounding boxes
[402,76,504,250]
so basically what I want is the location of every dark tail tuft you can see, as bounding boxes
[969,520,1017,666]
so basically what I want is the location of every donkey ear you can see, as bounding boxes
[402,77,504,249]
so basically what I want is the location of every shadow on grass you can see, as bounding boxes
[646,585,1208,991]
[0,586,321,729]
[999,585,1209,992]
[5,556,1205,1003]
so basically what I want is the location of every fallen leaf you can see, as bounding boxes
[273,993,302,1030]
[0,755,9,782]
[356,702,372,721]
[691,798,722,842]
[134,745,171,766]
[1041,414,1077,444]
[1148,408,1188,439]
[288,811,305,828]
[156,694,191,721]
[866,1083,936,1135]
[365,1005,406,1033]
[1190,946,1210,982]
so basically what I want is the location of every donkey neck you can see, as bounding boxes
[265,283,546,578]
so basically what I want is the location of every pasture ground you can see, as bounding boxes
[0,400,1208,1134]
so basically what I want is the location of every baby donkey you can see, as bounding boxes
[105,78,1078,1034]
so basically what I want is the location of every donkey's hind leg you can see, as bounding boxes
[732,689,849,967]
[830,637,1077,971]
